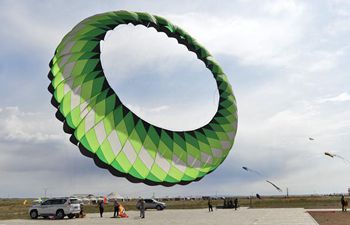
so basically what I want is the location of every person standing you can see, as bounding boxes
[234,198,238,211]
[79,203,85,218]
[341,195,346,212]
[229,199,233,208]
[139,199,145,219]
[208,199,213,212]
[113,200,120,218]
[345,199,349,212]
[98,199,104,217]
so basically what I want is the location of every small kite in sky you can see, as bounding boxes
[242,166,264,177]
[324,152,335,158]
[324,152,350,164]
[266,180,283,192]
[256,194,261,199]
[242,166,283,192]
[309,137,315,141]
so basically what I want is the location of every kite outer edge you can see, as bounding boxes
[48,10,238,186]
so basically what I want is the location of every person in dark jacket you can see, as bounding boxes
[208,199,213,212]
[113,200,120,217]
[139,199,145,219]
[98,200,104,217]
[341,195,346,212]
[234,198,238,210]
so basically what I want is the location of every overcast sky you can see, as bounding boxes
[1,0,350,198]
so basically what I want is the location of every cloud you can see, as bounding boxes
[0,2,63,54]
[318,92,350,103]
[167,11,304,67]
[99,0,309,82]
[0,106,65,143]
[262,0,302,15]
[125,102,217,131]
[101,25,201,82]
[148,105,170,112]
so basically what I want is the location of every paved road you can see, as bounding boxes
[0,208,319,225]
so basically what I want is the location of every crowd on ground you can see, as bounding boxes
[208,198,239,212]
[96,198,145,219]
[97,199,133,219]
[91,197,243,220]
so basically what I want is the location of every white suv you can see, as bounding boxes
[29,197,81,219]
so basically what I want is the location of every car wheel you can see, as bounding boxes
[156,205,162,210]
[30,210,38,219]
[56,209,65,219]
[68,214,75,219]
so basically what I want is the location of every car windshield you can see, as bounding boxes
[69,199,80,204]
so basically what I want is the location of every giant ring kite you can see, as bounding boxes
[48,11,238,186]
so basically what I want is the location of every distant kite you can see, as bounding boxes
[266,180,283,192]
[324,152,350,164]
[256,194,261,199]
[242,166,263,177]
[324,152,334,158]
[48,11,237,186]
[242,166,282,192]
[309,137,314,141]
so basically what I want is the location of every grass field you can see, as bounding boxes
[0,199,30,220]
[0,195,344,220]
[249,196,342,209]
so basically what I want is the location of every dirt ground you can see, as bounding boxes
[308,211,350,225]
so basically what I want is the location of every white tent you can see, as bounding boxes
[71,194,98,204]
[107,192,124,202]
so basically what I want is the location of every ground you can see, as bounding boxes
[308,211,350,225]
[0,208,318,225]
[2,197,348,224]
[0,196,344,219]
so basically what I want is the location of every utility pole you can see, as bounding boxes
[44,188,49,198]
[249,195,252,208]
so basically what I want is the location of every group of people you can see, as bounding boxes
[208,198,239,211]
[95,197,240,219]
[97,199,128,218]
[224,198,239,210]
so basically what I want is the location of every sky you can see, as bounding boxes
[1,0,350,198]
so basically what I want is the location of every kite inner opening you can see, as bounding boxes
[101,24,219,131]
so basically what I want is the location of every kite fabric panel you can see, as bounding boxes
[48,11,238,186]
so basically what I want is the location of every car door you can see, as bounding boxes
[39,200,53,215]
[51,199,66,215]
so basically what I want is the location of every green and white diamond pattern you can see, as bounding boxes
[48,11,238,186]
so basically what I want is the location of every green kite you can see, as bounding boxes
[48,11,238,186]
